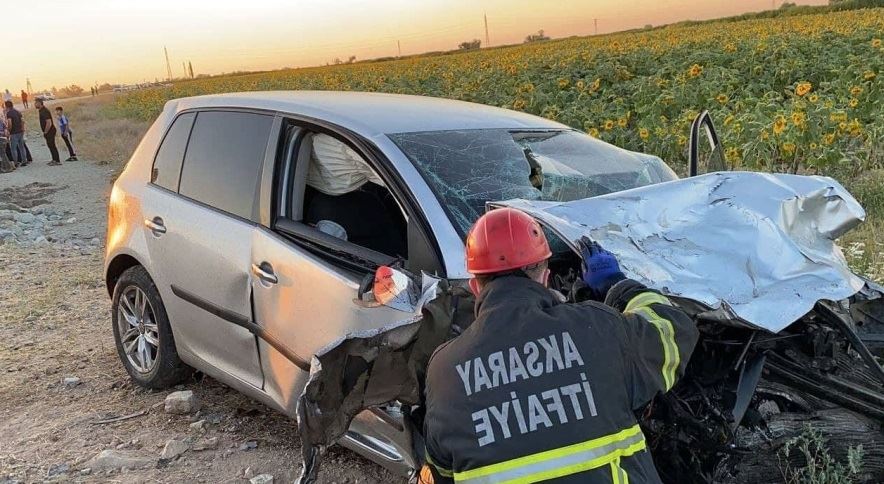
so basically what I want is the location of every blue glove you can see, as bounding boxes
[579,237,625,297]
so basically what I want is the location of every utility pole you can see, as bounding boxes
[484,13,490,47]
[594,18,598,35]
[188,61,194,79]
[397,40,402,57]
[26,78,32,96]
[182,62,187,79]
[164,46,173,82]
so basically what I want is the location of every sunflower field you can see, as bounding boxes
[114,8,882,179]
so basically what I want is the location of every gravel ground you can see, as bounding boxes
[0,139,398,483]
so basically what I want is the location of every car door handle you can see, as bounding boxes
[144,216,166,235]
[251,262,278,285]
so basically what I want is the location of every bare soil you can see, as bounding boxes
[0,141,397,483]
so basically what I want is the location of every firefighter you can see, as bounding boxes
[420,207,699,484]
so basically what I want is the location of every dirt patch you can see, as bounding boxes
[0,182,66,210]
[0,244,398,483]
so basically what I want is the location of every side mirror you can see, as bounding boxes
[688,110,726,177]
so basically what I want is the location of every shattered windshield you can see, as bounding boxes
[389,129,677,236]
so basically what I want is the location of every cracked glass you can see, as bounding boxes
[390,129,677,236]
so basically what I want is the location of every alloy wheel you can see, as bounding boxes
[117,285,159,373]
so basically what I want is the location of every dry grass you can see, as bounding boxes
[22,94,151,166]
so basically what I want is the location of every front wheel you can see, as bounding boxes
[111,265,191,388]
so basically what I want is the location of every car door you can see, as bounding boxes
[249,126,428,409]
[141,109,275,389]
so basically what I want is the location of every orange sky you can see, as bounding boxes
[2,0,827,93]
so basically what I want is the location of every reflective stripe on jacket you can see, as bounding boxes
[422,275,698,484]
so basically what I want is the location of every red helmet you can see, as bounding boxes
[466,207,552,275]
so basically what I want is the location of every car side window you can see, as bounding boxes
[151,112,195,190]
[178,111,273,220]
[281,130,409,260]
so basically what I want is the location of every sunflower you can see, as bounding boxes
[587,127,600,137]
[576,80,586,91]
[716,94,728,105]
[604,120,615,130]
[795,82,812,97]
[791,111,806,128]
[850,86,863,97]
[808,94,819,103]
[863,71,876,80]
[639,128,650,140]
[873,38,882,48]
[687,64,703,78]
[513,98,526,110]
[849,98,859,108]
[618,117,628,128]
[773,115,787,135]
[782,142,796,155]
[557,78,570,89]
[824,133,836,145]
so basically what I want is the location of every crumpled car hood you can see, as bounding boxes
[496,171,876,332]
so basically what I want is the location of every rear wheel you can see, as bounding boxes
[111,265,191,388]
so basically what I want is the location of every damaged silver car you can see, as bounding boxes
[105,92,884,483]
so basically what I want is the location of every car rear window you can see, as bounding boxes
[178,111,273,220]
[151,112,195,191]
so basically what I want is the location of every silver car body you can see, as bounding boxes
[105,91,570,474]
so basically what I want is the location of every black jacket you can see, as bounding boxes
[422,275,698,484]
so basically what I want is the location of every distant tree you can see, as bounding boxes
[525,29,550,43]
[98,83,113,92]
[458,39,482,50]
[644,24,653,29]
[333,57,342,65]
[779,2,797,8]
[56,85,85,98]
[347,55,357,64]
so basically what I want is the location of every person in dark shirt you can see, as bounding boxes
[35,98,61,165]
[4,101,27,167]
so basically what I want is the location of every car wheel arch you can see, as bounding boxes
[105,253,145,297]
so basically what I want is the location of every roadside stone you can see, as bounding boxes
[243,466,254,479]
[0,210,14,221]
[160,439,189,460]
[239,441,258,451]
[62,376,81,387]
[65,217,77,224]
[164,390,200,414]
[189,419,206,432]
[193,437,218,451]
[13,212,35,224]
[250,474,274,484]
[34,236,49,247]
[84,449,155,471]
[47,462,69,478]
[79,468,92,476]
[90,237,100,246]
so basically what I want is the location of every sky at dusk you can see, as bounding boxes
[2,0,828,93]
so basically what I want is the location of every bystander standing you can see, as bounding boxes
[0,112,12,173]
[4,101,27,167]
[35,98,61,166]
[55,106,77,161]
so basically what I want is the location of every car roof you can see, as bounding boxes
[171,91,567,138]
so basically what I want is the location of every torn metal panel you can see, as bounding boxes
[295,273,446,483]
[496,172,872,332]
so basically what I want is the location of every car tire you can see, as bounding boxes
[111,265,191,389]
